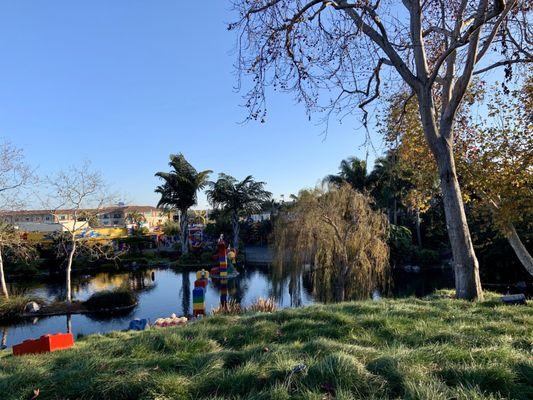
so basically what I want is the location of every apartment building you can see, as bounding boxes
[1,205,171,232]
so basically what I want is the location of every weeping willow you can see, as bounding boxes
[273,184,390,302]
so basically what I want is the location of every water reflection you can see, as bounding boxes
[1,265,458,348]
[181,271,190,316]
[1,266,315,347]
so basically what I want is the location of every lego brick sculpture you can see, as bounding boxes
[218,240,227,278]
[192,286,205,317]
[13,333,74,356]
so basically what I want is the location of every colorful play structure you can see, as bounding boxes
[210,238,239,279]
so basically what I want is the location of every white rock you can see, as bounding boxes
[24,301,40,313]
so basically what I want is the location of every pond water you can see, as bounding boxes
[1,265,455,348]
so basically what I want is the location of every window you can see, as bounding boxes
[25,217,30,221]
[103,214,109,219]
[60,215,66,221]
[45,216,50,221]
[113,220,119,225]
[113,213,121,219]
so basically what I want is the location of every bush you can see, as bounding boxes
[247,298,277,313]
[199,251,214,264]
[0,295,41,322]
[389,225,413,265]
[177,252,201,265]
[412,248,440,266]
[84,287,138,311]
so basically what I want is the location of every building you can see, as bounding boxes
[0,205,171,232]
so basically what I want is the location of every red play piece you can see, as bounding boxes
[13,333,74,356]
[194,278,207,288]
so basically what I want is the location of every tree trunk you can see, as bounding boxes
[232,212,240,250]
[181,271,190,316]
[415,208,422,247]
[66,241,76,303]
[180,210,189,254]
[393,198,398,225]
[434,141,483,300]
[504,222,533,277]
[418,91,482,300]
[0,247,9,299]
[66,314,72,334]
[333,277,345,302]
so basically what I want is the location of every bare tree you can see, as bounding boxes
[230,0,532,300]
[46,163,117,303]
[0,141,33,298]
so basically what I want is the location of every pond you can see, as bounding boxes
[1,264,455,348]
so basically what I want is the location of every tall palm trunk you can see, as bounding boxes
[231,211,240,250]
[179,209,189,254]
[0,247,8,299]
[418,92,483,300]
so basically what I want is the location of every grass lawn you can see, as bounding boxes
[0,292,531,399]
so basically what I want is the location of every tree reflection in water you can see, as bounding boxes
[270,263,306,307]
[181,271,190,316]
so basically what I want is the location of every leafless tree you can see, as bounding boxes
[230,0,532,300]
[46,163,118,303]
[0,141,33,298]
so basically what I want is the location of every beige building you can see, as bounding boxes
[1,205,171,232]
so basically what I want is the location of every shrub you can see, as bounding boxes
[199,251,214,264]
[211,300,243,316]
[177,253,198,265]
[84,287,138,311]
[412,248,440,266]
[248,298,277,313]
[0,295,41,322]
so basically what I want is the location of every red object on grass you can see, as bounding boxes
[13,333,74,356]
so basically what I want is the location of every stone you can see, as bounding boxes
[24,301,40,313]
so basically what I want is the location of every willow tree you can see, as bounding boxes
[231,0,532,300]
[274,184,389,302]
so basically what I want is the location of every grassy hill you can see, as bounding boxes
[1,292,532,399]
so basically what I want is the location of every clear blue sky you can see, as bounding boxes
[0,1,381,208]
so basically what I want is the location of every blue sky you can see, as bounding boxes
[0,1,381,208]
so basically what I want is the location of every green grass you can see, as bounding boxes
[1,291,532,399]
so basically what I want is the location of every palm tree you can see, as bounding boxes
[155,154,211,254]
[323,157,368,191]
[206,174,272,249]
[367,151,411,225]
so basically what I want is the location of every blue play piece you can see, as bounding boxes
[128,318,149,331]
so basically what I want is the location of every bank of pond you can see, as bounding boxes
[1,292,532,400]
[0,262,465,347]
